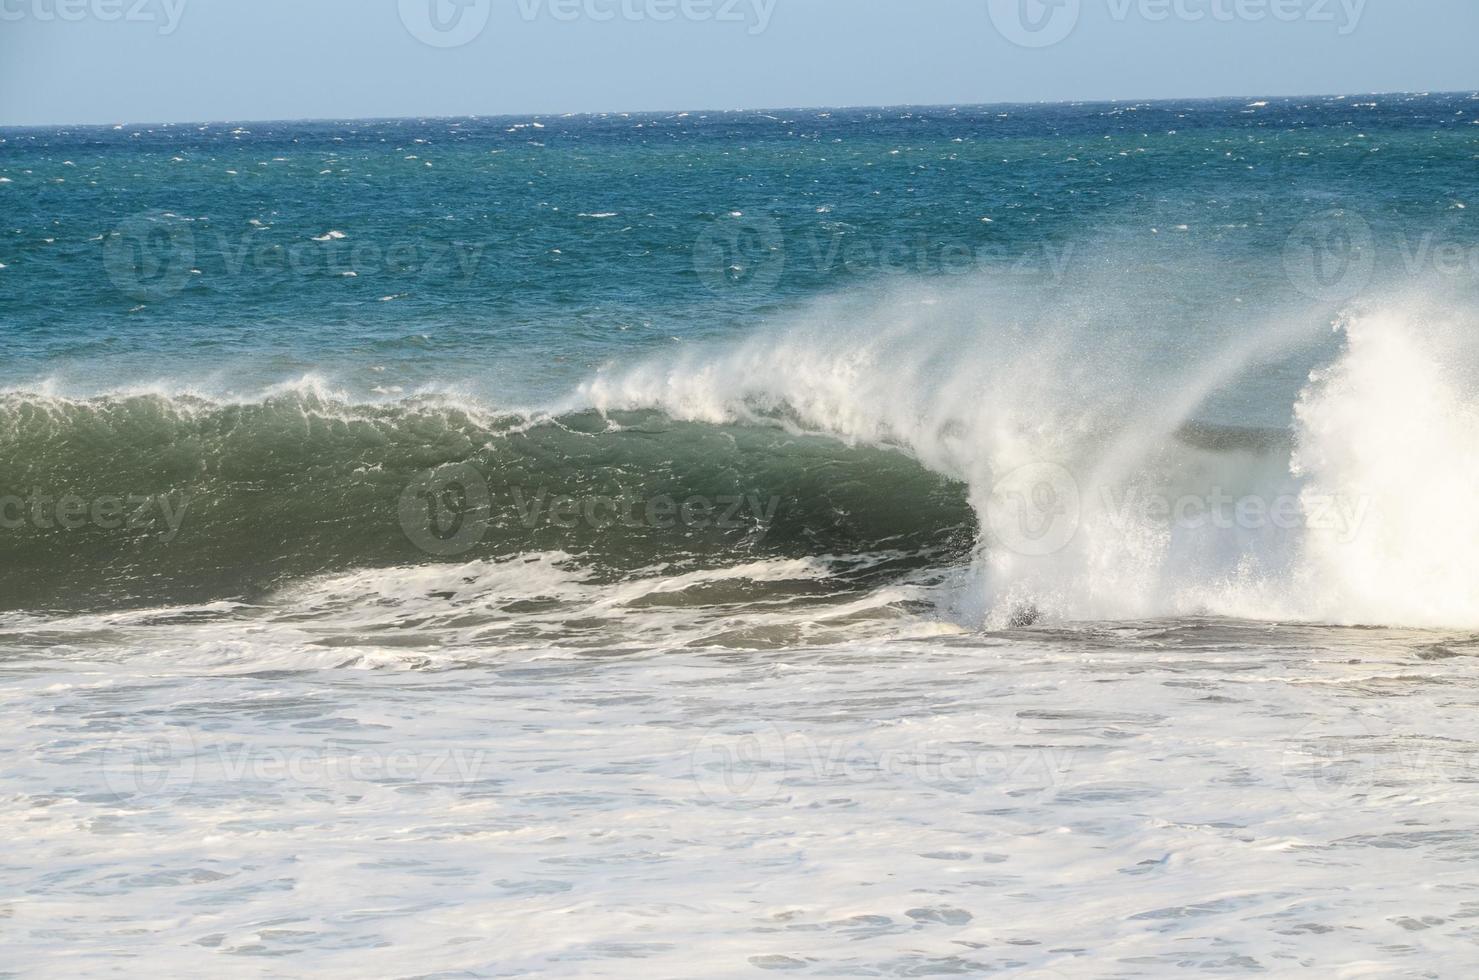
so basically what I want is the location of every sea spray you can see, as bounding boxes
[579,280,1479,629]
[1288,307,1479,627]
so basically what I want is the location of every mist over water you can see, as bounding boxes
[5,97,1479,975]
[577,275,1479,630]
[4,269,1475,633]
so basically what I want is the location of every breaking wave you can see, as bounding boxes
[4,281,1477,632]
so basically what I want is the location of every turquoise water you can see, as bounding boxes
[3,95,1475,403]
[2,94,1477,611]
[6,95,1479,975]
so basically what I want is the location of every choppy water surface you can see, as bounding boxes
[7,603,1479,975]
[3,95,1479,975]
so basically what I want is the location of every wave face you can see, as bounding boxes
[5,95,1479,630]
[6,283,1475,631]
[578,283,1479,630]
[0,386,971,613]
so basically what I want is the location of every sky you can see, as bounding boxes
[1,0,1477,126]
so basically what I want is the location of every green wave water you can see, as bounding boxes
[2,94,1478,625]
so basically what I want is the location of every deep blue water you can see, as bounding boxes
[1,93,1477,610]
[2,94,1475,405]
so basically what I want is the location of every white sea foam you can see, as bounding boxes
[7,278,1474,633]
[1285,311,1479,627]
[577,280,1479,630]
[6,571,1479,975]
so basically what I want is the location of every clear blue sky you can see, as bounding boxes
[2,0,1476,126]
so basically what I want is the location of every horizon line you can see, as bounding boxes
[4,88,1475,132]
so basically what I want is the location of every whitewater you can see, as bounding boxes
[4,99,1479,975]
[5,284,1479,975]
[6,279,1475,632]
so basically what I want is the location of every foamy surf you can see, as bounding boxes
[3,286,1475,633]
[578,284,1479,631]
[8,99,1479,978]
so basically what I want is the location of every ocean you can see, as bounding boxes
[3,94,1479,975]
